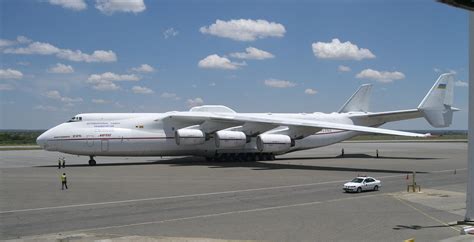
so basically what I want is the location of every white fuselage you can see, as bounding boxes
[36,112,371,157]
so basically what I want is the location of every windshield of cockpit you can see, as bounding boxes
[67,116,83,122]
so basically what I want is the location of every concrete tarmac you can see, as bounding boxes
[0,142,470,241]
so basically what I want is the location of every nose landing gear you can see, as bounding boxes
[88,156,96,166]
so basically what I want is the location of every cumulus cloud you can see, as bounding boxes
[43,90,83,103]
[198,54,244,70]
[304,88,317,95]
[455,80,468,87]
[355,69,405,83]
[338,65,351,72]
[312,38,375,60]
[132,86,154,94]
[0,83,14,91]
[161,92,180,100]
[0,36,31,48]
[200,19,286,41]
[34,105,58,112]
[229,47,274,60]
[92,99,110,104]
[48,63,74,74]
[87,72,140,91]
[48,0,87,11]
[163,28,179,39]
[95,0,146,14]
[4,40,117,63]
[0,39,15,48]
[264,79,296,88]
[131,64,154,73]
[0,69,23,80]
[186,97,204,108]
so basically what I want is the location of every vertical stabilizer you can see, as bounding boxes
[338,84,372,113]
[417,73,456,127]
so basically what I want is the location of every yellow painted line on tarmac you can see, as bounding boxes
[392,195,461,233]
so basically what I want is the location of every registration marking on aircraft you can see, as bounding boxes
[0,169,465,214]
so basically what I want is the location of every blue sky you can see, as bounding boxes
[0,0,469,130]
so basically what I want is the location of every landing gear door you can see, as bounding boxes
[87,135,94,147]
[101,140,109,152]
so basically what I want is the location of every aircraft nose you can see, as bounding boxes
[36,132,48,149]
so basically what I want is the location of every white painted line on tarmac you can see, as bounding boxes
[72,193,383,233]
[0,168,463,214]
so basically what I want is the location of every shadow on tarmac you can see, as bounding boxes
[37,155,429,174]
[279,153,439,161]
[393,224,456,230]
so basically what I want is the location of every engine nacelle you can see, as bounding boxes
[256,134,291,153]
[175,129,205,145]
[215,131,247,148]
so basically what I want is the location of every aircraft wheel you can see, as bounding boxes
[88,159,96,166]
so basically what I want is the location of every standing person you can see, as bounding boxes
[62,157,66,168]
[58,158,61,169]
[61,173,68,190]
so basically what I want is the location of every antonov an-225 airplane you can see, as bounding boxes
[37,73,457,166]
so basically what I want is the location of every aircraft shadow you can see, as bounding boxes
[278,153,439,161]
[392,224,455,230]
[37,155,429,174]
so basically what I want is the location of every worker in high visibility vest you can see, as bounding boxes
[61,173,68,190]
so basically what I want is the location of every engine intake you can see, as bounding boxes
[256,134,291,153]
[215,131,247,148]
[175,129,205,145]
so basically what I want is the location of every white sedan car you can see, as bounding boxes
[343,176,381,193]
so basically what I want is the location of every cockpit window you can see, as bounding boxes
[67,116,82,122]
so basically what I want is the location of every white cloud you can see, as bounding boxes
[0,83,14,91]
[5,41,60,55]
[92,99,110,104]
[161,92,180,99]
[57,49,117,62]
[355,69,405,83]
[0,69,23,80]
[186,97,204,108]
[433,68,441,73]
[131,64,154,73]
[304,88,317,95]
[163,28,179,39]
[92,82,120,91]
[48,63,74,74]
[48,0,87,11]
[16,36,31,44]
[264,79,296,88]
[455,80,468,87]
[132,85,154,94]
[87,72,140,91]
[338,65,351,72]
[34,105,58,112]
[229,47,274,60]
[0,39,15,48]
[95,0,146,14]
[198,54,244,70]
[43,90,83,103]
[200,19,286,41]
[4,40,117,63]
[312,38,375,60]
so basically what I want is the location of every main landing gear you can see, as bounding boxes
[206,153,276,162]
[88,156,97,166]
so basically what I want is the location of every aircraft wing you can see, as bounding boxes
[166,112,429,138]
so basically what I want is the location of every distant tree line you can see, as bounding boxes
[0,130,45,145]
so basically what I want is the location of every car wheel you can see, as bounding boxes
[374,185,379,191]
[357,187,362,193]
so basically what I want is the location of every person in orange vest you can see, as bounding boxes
[61,173,68,190]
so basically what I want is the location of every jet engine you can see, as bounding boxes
[256,134,291,153]
[215,130,247,148]
[175,129,205,145]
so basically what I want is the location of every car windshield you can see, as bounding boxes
[351,178,364,183]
